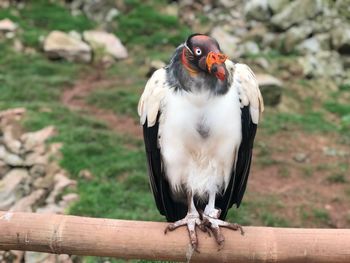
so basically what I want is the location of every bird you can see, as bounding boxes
[138,33,264,250]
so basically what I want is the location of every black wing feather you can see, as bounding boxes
[143,114,187,222]
[215,106,257,220]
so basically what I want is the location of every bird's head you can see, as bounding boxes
[181,34,228,81]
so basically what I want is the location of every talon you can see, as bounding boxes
[217,208,222,218]
[226,223,244,235]
[164,223,176,234]
[218,242,225,251]
[210,226,225,248]
[198,223,211,237]
[164,212,202,250]
[201,209,244,249]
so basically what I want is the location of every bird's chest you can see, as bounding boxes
[161,90,240,144]
[159,89,242,195]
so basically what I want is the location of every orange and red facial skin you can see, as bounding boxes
[181,34,228,81]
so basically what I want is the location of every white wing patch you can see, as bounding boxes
[225,60,264,124]
[138,68,168,127]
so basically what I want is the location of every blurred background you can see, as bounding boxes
[0,0,349,262]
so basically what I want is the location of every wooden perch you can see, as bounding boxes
[1,211,350,262]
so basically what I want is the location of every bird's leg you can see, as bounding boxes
[164,193,202,251]
[201,192,244,250]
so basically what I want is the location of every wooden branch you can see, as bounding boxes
[1,211,350,262]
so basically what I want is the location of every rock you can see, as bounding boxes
[0,108,78,261]
[295,34,331,54]
[11,250,24,263]
[24,151,49,166]
[255,57,270,69]
[343,57,350,69]
[331,25,350,54]
[62,193,79,203]
[298,51,345,80]
[293,153,309,163]
[46,173,76,204]
[78,169,93,180]
[68,30,82,41]
[105,8,120,22]
[146,60,166,77]
[210,26,241,59]
[0,160,9,179]
[323,147,348,157]
[256,74,283,106]
[0,18,17,32]
[59,193,79,208]
[36,203,64,214]
[296,37,322,54]
[218,0,236,8]
[32,172,55,190]
[239,41,260,56]
[12,38,24,53]
[83,30,128,60]
[25,252,73,263]
[29,164,47,178]
[336,0,350,20]
[164,2,179,16]
[267,0,291,14]
[243,23,268,43]
[21,125,56,152]
[0,169,28,210]
[0,108,25,125]
[314,33,331,50]
[43,31,92,63]
[0,145,24,166]
[0,0,10,8]
[261,32,280,49]
[3,125,22,154]
[271,0,323,30]
[10,189,45,212]
[81,0,117,23]
[244,0,271,22]
[283,24,313,52]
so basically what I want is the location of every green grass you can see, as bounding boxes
[260,212,289,227]
[0,0,94,47]
[115,1,191,47]
[312,208,331,225]
[225,194,290,227]
[262,111,334,134]
[326,174,347,184]
[87,88,140,120]
[0,43,79,108]
[324,102,350,117]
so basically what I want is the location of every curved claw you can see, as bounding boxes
[225,223,245,236]
[189,228,199,252]
[201,212,245,249]
[164,224,174,234]
[210,226,225,250]
[198,223,211,237]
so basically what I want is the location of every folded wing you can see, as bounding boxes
[216,61,264,219]
[138,68,187,222]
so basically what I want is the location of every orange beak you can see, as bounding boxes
[206,51,228,81]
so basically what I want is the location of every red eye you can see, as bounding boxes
[194,47,202,56]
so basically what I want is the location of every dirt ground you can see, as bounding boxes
[62,71,142,139]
